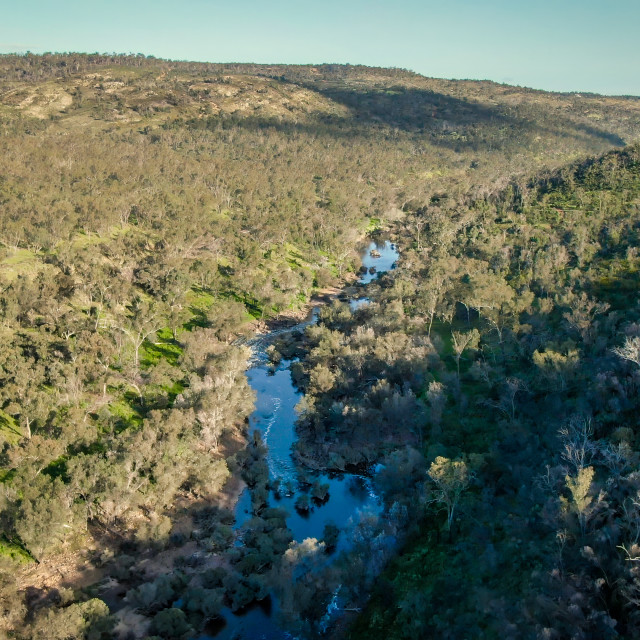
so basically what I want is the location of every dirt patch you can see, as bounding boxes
[187,75,351,121]
[247,280,358,337]
[15,544,105,594]
[113,609,151,638]
[17,85,73,118]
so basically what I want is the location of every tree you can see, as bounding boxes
[613,335,640,368]
[426,381,446,434]
[114,297,164,375]
[196,402,224,452]
[532,343,580,391]
[28,598,113,640]
[562,466,598,537]
[562,292,609,345]
[416,267,448,336]
[13,474,81,560]
[409,212,427,251]
[450,328,480,379]
[558,417,596,473]
[484,376,526,422]
[427,456,472,535]
[149,607,192,639]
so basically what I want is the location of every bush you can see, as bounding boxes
[181,587,223,619]
[322,523,340,551]
[295,494,311,512]
[201,567,228,589]
[311,481,330,502]
[149,608,192,639]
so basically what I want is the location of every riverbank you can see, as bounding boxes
[203,239,399,640]
[247,283,355,336]
[11,238,398,640]
[246,232,390,337]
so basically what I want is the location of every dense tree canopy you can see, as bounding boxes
[1,54,639,639]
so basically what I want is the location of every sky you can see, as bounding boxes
[1,0,638,96]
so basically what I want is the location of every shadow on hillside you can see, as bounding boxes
[192,83,626,153]
[294,79,627,148]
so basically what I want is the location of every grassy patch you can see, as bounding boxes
[0,410,22,445]
[0,248,42,280]
[108,399,143,432]
[184,308,208,330]
[0,468,16,484]
[284,242,313,267]
[366,217,382,233]
[588,260,640,309]
[42,456,69,482]
[70,224,130,250]
[0,537,33,564]
[1,248,36,265]
[187,286,217,311]
[244,300,263,319]
[140,331,183,367]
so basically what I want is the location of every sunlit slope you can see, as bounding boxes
[1,55,638,151]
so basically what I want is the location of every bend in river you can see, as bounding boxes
[201,239,399,640]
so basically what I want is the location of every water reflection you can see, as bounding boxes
[201,597,286,640]
[358,240,399,285]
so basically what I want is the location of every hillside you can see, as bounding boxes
[319,142,640,639]
[1,53,640,639]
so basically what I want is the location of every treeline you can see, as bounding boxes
[0,53,414,84]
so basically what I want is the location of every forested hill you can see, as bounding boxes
[1,55,640,269]
[1,53,640,639]
[332,142,640,638]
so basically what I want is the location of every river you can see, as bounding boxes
[200,240,399,640]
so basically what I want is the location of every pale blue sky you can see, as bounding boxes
[1,0,638,95]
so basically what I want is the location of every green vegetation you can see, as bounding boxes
[1,52,640,639]
[0,537,32,564]
[288,142,640,638]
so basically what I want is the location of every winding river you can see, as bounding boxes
[201,240,399,640]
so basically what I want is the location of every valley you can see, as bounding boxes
[1,53,640,639]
